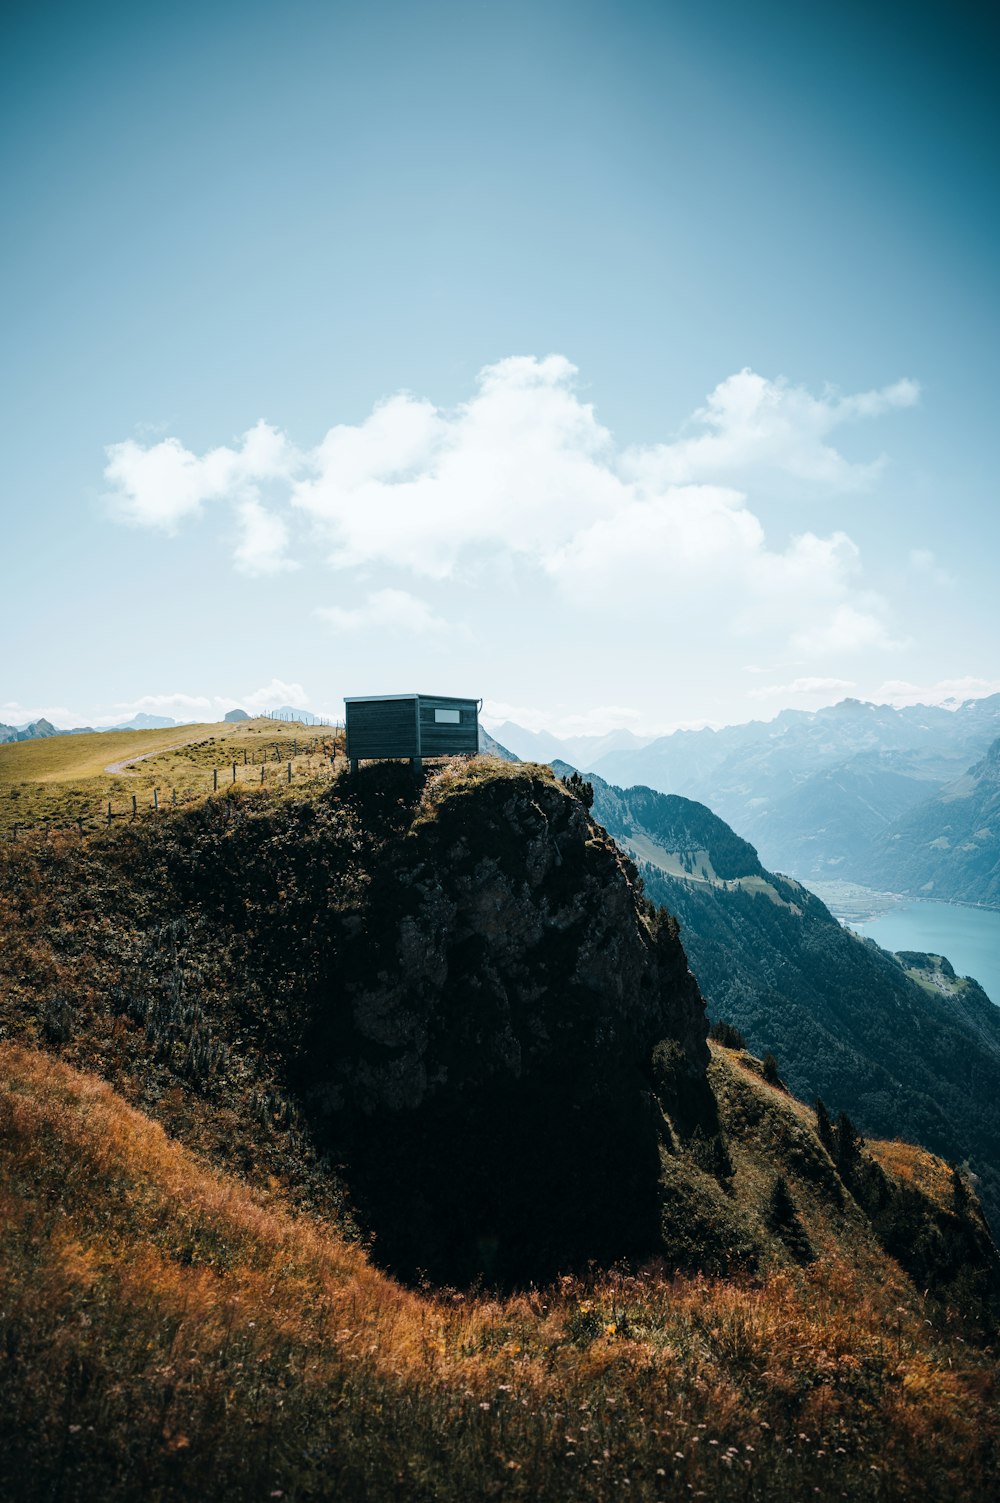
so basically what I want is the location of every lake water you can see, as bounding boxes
[852,902,1000,1007]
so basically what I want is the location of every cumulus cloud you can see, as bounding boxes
[293,355,619,577]
[106,419,298,529]
[792,603,904,655]
[873,677,1000,709]
[482,700,714,737]
[103,680,316,724]
[622,371,919,491]
[238,679,311,713]
[317,589,449,635]
[104,357,919,658]
[233,498,300,576]
[748,676,857,701]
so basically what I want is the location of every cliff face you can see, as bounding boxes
[314,768,706,1112]
[305,765,708,1283]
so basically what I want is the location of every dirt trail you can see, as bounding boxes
[104,740,201,775]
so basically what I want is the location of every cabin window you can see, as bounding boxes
[434,708,461,723]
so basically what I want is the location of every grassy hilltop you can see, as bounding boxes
[1,756,998,1500]
[0,717,340,835]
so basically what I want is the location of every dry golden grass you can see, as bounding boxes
[868,1138,955,1206]
[0,718,342,834]
[2,1041,997,1502]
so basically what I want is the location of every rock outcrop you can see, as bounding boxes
[304,764,708,1283]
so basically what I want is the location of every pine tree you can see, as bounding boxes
[766,1175,814,1264]
[815,1097,835,1154]
[767,1174,797,1228]
[561,771,594,809]
[951,1163,970,1215]
[761,1052,782,1087]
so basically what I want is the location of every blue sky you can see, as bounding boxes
[3,0,997,734]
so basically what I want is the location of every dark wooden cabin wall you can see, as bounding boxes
[347,699,418,759]
[419,698,479,756]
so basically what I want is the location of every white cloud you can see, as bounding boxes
[104,357,919,661]
[105,419,300,537]
[792,603,904,655]
[622,370,919,491]
[233,498,299,576]
[481,700,708,738]
[101,681,316,724]
[748,676,857,701]
[873,677,1000,709]
[293,354,620,577]
[317,588,448,635]
[1,701,85,727]
[238,679,312,713]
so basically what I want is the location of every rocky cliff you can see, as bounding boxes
[303,764,708,1282]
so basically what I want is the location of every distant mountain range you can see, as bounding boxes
[493,695,1000,891]
[574,767,1000,1227]
[0,712,180,742]
[487,721,655,766]
[0,705,334,744]
[859,736,1000,906]
[0,717,97,742]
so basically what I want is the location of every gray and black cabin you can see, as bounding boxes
[344,693,480,771]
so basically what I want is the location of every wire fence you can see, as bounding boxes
[6,729,346,843]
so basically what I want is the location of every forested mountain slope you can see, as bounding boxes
[860,736,1000,906]
[582,772,1000,1227]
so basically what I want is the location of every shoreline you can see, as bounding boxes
[802,879,1000,927]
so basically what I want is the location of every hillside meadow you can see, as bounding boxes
[1,759,998,1501]
[3,1039,998,1503]
[0,718,341,836]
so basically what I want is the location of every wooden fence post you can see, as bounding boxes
[243,748,247,765]
[131,795,137,819]
[260,765,265,784]
[287,761,292,783]
[213,768,218,791]
[153,789,159,811]
[107,803,112,825]
[77,816,84,836]
[232,763,237,784]
[172,789,177,806]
